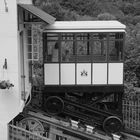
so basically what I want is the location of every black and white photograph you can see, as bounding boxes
[0,0,140,140]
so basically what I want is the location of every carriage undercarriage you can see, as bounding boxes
[24,85,124,135]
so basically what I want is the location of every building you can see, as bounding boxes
[0,0,55,139]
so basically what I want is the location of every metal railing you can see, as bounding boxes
[123,98,140,133]
[8,124,49,140]
[121,132,140,140]
[8,123,111,140]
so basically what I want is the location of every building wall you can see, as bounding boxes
[17,0,32,4]
[0,0,21,124]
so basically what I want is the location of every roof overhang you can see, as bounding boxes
[45,29,126,33]
[44,21,126,32]
[18,4,56,24]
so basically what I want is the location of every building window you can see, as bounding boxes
[27,25,39,61]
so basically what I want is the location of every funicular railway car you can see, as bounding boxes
[42,21,126,134]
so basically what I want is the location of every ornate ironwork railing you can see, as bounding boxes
[121,132,140,140]
[8,124,49,140]
[123,99,140,133]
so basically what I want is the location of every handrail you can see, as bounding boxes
[8,124,50,140]
[121,132,140,140]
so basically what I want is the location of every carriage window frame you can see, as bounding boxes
[92,33,107,62]
[76,33,92,62]
[60,33,75,63]
[45,33,59,63]
[44,32,124,63]
[108,32,124,62]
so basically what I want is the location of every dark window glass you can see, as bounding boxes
[61,34,75,62]
[61,33,73,40]
[92,33,107,61]
[47,33,59,40]
[44,33,59,62]
[27,29,32,36]
[77,33,88,40]
[76,33,91,62]
[93,33,107,40]
[28,45,32,52]
[109,40,123,61]
[109,33,123,61]
[46,41,59,62]
[56,135,67,140]
[28,37,32,44]
[28,53,32,59]
[61,41,74,62]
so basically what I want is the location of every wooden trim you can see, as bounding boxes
[43,85,124,93]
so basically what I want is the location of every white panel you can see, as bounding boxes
[108,63,123,84]
[44,64,59,85]
[92,63,107,84]
[77,63,91,85]
[61,64,75,85]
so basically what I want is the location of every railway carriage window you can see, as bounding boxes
[76,33,91,62]
[109,33,123,61]
[56,135,67,140]
[61,33,74,62]
[45,33,59,62]
[92,33,107,62]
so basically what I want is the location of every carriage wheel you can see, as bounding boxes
[103,116,122,134]
[45,96,64,115]
[19,117,44,136]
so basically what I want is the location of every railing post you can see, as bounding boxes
[0,123,8,140]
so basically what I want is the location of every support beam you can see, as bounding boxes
[0,123,8,140]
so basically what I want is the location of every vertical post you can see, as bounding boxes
[107,33,109,84]
[118,92,123,116]
[49,126,56,140]
[0,123,8,140]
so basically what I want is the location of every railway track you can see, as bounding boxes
[20,106,126,140]
[26,110,112,140]
[21,107,140,140]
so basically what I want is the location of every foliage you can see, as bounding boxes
[41,2,80,21]
[42,2,64,21]
[60,0,101,17]
[118,2,135,15]
[32,61,44,86]
[97,12,116,20]
[0,80,14,89]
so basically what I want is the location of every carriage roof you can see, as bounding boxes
[44,21,126,33]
